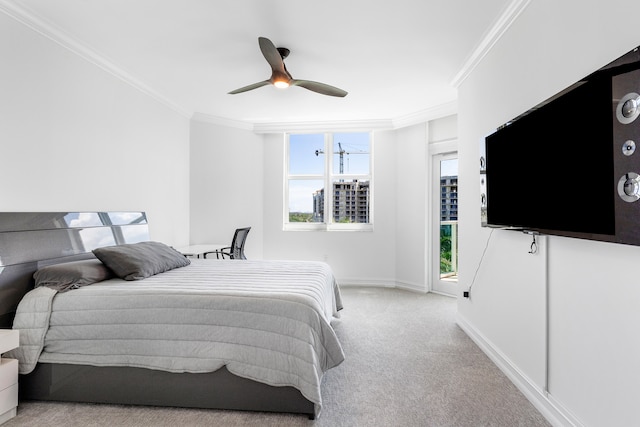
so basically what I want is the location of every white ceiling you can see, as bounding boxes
[6,0,512,126]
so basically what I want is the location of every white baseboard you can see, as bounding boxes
[394,280,427,293]
[337,278,427,293]
[456,314,580,427]
[337,279,396,288]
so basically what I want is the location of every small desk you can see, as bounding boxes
[176,244,228,259]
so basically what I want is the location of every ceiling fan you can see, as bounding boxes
[228,37,348,97]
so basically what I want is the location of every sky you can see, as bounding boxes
[441,158,458,177]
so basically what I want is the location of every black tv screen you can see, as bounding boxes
[483,74,616,235]
[482,45,640,246]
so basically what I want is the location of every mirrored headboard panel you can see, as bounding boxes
[0,212,149,327]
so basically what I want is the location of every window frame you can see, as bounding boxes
[284,131,373,232]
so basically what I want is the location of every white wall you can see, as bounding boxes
[457,1,640,426]
[395,123,428,291]
[0,12,190,245]
[189,120,264,258]
[429,114,457,144]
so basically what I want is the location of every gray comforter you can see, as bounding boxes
[8,259,344,409]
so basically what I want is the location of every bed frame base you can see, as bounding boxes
[20,363,316,420]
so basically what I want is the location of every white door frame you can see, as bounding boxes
[429,143,458,296]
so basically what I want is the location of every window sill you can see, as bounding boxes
[283,223,373,232]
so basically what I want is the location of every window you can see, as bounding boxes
[285,132,372,230]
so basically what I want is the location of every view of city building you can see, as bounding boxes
[440,175,458,221]
[313,180,370,223]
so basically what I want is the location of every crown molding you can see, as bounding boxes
[391,101,457,129]
[193,102,458,134]
[0,0,191,118]
[250,101,458,133]
[450,0,531,88]
[252,118,394,134]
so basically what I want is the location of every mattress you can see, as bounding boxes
[8,259,345,408]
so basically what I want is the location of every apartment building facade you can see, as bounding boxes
[313,180,370,223]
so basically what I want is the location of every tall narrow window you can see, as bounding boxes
[285,132,372,230]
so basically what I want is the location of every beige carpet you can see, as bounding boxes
[5,287,550,427]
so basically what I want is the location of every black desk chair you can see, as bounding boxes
[205,227,251,260]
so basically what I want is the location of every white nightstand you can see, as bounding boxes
[0,330,19,425]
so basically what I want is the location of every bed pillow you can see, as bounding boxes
[33,259,114,292]
[92,241,190,281]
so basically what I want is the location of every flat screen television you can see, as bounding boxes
[481,45,640,246]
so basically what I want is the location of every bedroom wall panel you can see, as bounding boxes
[395,123,428,291]
[189,120,264,259]
[457,0,640,425]
[429,114,457,143]
[0,12,190,247]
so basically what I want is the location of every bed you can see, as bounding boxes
[0,212,344,419]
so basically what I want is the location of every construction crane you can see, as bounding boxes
[314,142,367,174]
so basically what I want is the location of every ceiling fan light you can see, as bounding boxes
[273,80,290,89]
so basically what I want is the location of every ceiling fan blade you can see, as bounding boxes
[291,79,348,97]
[258,37,286,73]
[228,80,270,94]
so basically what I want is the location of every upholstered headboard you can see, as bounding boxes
[0,212,150,328]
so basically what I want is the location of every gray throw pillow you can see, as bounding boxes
[93,241,190,281]
[33,259,114,292]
